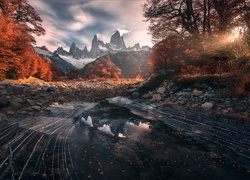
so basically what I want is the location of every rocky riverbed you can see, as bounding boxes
[138,80,250,120]
[0,76,249,121]
[0,79,138,120]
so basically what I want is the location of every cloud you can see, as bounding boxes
[117,29,131,36]
[67,5,93,31]
[30,0,152,51]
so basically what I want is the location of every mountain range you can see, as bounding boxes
[54,30,150,59]
[35,30,151,79]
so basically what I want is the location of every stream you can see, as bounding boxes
[0,96,249,179]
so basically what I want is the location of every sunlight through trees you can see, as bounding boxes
[144,0,250,95]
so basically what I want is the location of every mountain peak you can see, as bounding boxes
[110,30,126,49]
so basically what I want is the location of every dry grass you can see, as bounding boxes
[9,76,143,87]
[10,76,45,84]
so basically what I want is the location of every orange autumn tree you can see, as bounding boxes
[85,57,121,79]
[0,0,54,81]
[148,35,200,73]
[0,16,24,79]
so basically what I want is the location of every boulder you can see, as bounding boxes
[152,94,162,101]
[0,97,9,108]
[157,87,166,94]
[131,91,140,99]
[0,80,11,86]
[193,89,203,96]
[201,102,214,110]
[9,101,22,110]
[27,99,36,106]
[14,97,24,104]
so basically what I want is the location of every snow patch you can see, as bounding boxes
[35,47,52,56]
[58,54,95,69]
[98,45,108,51]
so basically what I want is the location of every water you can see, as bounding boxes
[0,97,249,179]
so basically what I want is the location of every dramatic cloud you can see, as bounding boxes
[117,29,132,36]
[30,0,152,51]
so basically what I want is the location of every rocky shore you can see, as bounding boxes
[0,79,137,120]
[136,73,250,120]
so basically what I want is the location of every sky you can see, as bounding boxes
[29,0,153,52]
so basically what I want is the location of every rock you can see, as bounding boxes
[6,111,15,115]
[0,80,11,85]
[0,113,7,120]
[23,107,33,112]
[9,101,22,110]
[152,94,162,101]
[193,89,203,97]
[21,111,28,115]
[7,85,25,95]
[31,106,41,111]
[179,100,186,105]
[36,102,43,106]
[157,87,166,94]
[222,109,229,114]
[204,92,216,98]
[201,102,214,110]
[0,97,9,108]
[30,90,40,96]
[27,99,36,106]
[39,99,51,107]
[46,86,56,92]
[14,97,24,104]
[131,91,140,98]
[0,85,5,90]
[58,96,66,103]
[142,93,152,99]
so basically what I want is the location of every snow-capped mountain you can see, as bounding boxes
[55,30,150,60]
[34,30,151,79]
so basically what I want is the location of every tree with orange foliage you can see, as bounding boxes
[85,57,121,79]
[0,0,56,81]
[0,16,24,79]
[148,35,200,73]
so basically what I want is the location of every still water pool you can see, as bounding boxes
[0,97,249,179]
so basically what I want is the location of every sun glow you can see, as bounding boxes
[229,26,245,42]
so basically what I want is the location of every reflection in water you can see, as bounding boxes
[109,97,250,170]
[81,116,94,127]
[98,124,114,136]
[0,100,249,179]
